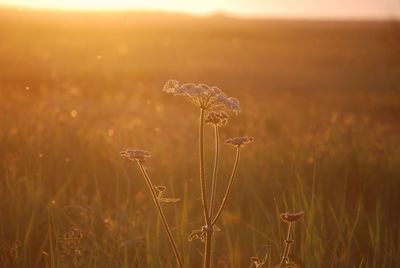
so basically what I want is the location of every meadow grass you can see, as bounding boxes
[1,9,400,267]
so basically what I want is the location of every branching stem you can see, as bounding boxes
[138,163,184,268]
[211,147,241,226]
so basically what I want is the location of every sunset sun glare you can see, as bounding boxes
[0,0,221,14]
[1,0,399,19]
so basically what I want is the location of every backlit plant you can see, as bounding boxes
[121,80,253,268]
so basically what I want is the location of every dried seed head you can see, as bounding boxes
[205,111,229,127]
[251,254,269,268]
[155,185,181,203]
[163,80,241,114]
[225,136,254,148]
[189,225,218,242]
[59,227,85,263]
[120,149,151,164]
[280,211,305,223]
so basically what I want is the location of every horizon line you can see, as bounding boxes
[0,3,399,21]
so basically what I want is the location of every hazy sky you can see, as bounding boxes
[1,0,399,19]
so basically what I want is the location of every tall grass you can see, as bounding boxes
[1,10,400,267]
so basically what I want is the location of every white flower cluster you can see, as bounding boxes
[163,80,241,114]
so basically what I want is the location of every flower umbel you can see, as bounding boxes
[205,111,229,127]
[163,80,241,114]
[280,211,305,223]
[278,211,304,267]
[225,136,254,148]
[120,149,151,164]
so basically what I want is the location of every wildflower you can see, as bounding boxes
[121,148,183,267]
[277,211,304,267]
[280,211,305,223]
[163,80,240,114]
[205,111,229,127]
[225,136,254,148]
[120,149,151,164]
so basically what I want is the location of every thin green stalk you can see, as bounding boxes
[209,125,220,219]
[199,108,212,268]
[280,222,293,265]
[138,163,184,268]
[211,147,241,226]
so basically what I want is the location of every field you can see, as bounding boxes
[1,8,400,267]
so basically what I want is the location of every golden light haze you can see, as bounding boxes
[0,0,399,19]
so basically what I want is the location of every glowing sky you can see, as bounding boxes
[0,0,399,19]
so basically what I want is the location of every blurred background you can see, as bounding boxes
[0,0,399,267]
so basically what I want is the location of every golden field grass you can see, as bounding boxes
[0,9,400,267]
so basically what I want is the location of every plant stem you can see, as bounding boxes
[209,125,220,219]
[199,108,211,224]
[199,108,212,268]
[280,222,293,265]
[206,125,220,268]
[211,147,241,226]
[204,228,213,268]
[138,163,184,268]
